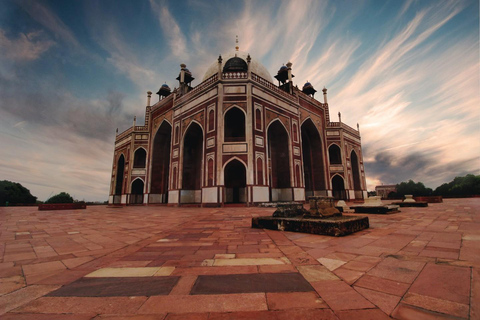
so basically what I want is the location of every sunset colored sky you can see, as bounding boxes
[1,0,479,201]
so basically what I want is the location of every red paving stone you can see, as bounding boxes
[0,198,479,319]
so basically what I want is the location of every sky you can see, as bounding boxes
[0,0,479,202]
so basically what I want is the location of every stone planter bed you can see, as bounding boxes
[414,196,443,203]
[252,215,369,237]
[392,201,428,207]
[38,203,87,211]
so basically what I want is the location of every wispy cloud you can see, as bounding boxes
[0,29,54,62]
[17,0,80,47]
[150,0,188,60]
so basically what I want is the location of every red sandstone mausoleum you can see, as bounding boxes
[109,48,367,206]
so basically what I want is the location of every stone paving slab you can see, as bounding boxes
[1,198,479,319]
[47,276,180,297]
[191,273,314,294]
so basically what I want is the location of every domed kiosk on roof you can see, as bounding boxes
[109,46,367,207]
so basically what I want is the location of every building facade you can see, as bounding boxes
[109,50,367,206]
[375,185,397,199]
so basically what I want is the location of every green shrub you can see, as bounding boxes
[45,192,74,204]
[0,180,37,205]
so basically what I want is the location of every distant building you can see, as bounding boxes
[375,185,397,199]
[109,47,367,206]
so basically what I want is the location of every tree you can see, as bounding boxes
[433,174,480,197]
[0,180,37,205]
[395,180,433,197]
[45,192,74,204]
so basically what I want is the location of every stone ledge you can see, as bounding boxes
[251,215,369,237]
[392,202,428,207]
[38,203,86,211]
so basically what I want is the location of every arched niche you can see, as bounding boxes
[224,107,246,142]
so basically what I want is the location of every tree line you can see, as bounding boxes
[1,180,73,206]
[388,174,480,198]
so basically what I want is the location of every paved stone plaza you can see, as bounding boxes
[0,198,479,319]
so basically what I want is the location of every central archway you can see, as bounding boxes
[150,121,172,203]
[224,159,247,203]
[181,122,203,203]
[301,119,326,197]
[267,120,291,201]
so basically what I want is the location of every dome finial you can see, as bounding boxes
[235,35,239,51]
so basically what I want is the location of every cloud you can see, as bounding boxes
[0,29,54,62]
[17,0,80,47]
[150,0,188,60]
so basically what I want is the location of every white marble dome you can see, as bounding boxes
[202,51,273,83]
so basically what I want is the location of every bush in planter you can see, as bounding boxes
[45,192,74,204]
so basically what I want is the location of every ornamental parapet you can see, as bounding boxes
[328,122,359,137]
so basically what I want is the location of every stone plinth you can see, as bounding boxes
[404,195,415,203]
[252,196,368,237]
[350,196,399,214]
[350,205,400,214]
[335,200,354,213]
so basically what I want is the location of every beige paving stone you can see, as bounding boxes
[153,267,176,276]
[297,265,340,281]
[85,267,161,277]
[214,253,235,259]
[317,257,346,271]
[212,258,285,266]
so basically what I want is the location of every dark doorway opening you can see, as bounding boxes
[351,151,363,199]
[301,119,325,197]
[332,175,346,200]
[130,179,144,204]
[267,121,291,201]
[224,160,247,203]
[150,122,172,203]
[181,122,203,203]
[114,155,125,204]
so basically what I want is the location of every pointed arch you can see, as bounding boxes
[351,150,362,198]
[331,174,346,200]
[328,143,342,165]
[224,106,246,142]
[133,147,147,168]
[224,158,247,203]
[301,118,326,197]
[115,154,125,196]
[150,120,172,203]
[130,177,144,204]
[267,119,291,202]
[181,121,204,203]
